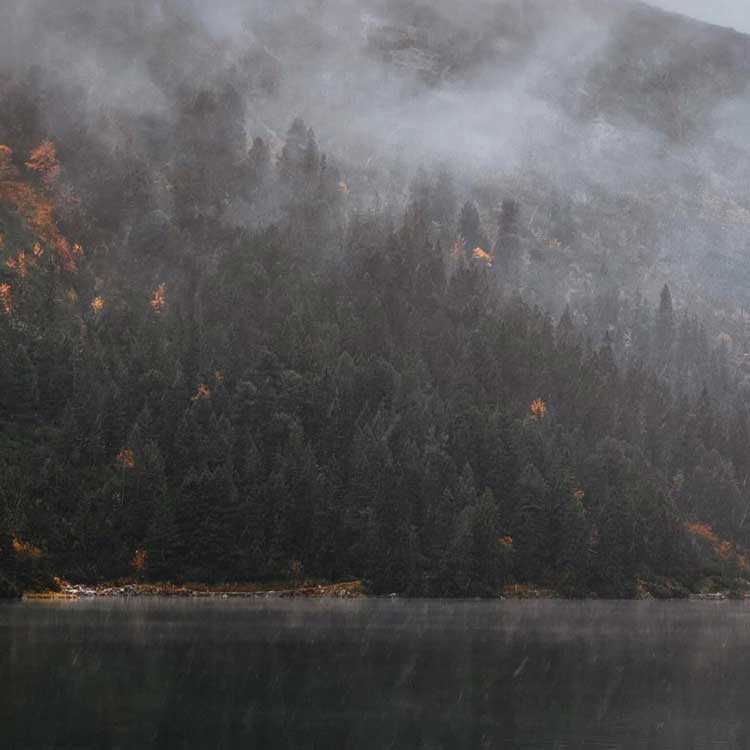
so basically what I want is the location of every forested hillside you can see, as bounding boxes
[3,0,750,597]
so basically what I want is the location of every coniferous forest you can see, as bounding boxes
[3,0,750,598]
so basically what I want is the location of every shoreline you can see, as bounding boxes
[19,580,748,602]
[24,579,368,600]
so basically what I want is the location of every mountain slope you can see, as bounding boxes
[2,1,750,596]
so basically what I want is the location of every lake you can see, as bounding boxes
[1,598,748,749]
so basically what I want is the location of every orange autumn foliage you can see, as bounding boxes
[116,447,135,470]
[0,283,11,314]
[686,521,748,571]
[472,247,493,266]
[25,140,61,186]
[16,250,28,277]
[131,549,148,576]
[0,144,12,173]
[685,521,720,546]
[91,296,104,313]
[12,537,42,560]
[6,248,36,278]
[150,282,167,313]
[192,383,211,401]
[530,398,548,421]
[0,143,82,271]
[60,241,83,272]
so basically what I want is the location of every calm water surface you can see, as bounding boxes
[2,598,749,749]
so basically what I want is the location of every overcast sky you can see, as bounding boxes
[647,0,750,34]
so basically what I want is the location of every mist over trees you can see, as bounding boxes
[3,0,750,597]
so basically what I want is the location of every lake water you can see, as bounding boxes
[1,598,749,749]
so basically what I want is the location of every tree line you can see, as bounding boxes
[1,104,749,597]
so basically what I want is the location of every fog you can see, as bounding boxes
[4,0,750,309]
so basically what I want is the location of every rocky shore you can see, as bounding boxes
[24,579,367,600]
[19,579,748,602]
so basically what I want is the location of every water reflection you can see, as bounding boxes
[1,599,746,749]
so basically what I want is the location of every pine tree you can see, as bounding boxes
[431,165,457,229]
[656,283,675,359]
[278,117,308,184]
[494,198,521,286]
[247,136,271,191]
[458,201,489,258]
